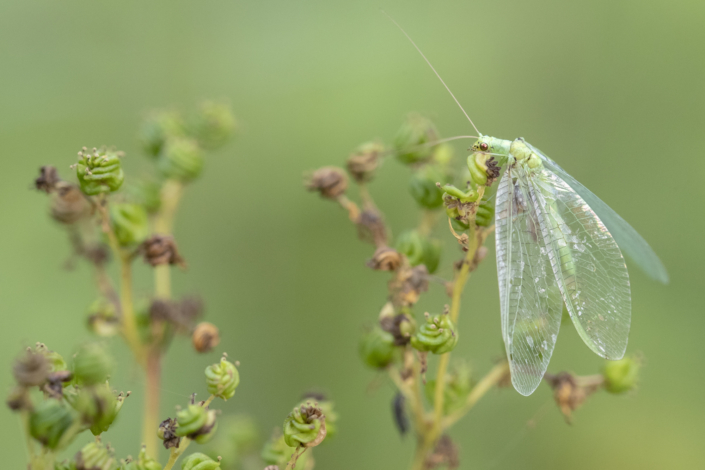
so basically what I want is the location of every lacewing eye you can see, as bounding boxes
[480,143,489,151]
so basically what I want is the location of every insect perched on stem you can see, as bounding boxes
[384,11,668,396]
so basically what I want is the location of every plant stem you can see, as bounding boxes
[143,351,162,458]
[163,438,191,470]
[120,256,146,366]
[442,360,510,429]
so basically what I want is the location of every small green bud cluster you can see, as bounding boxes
[282,401,327,449]
[396,230,442,274]
[74,147,125,196]
[393,114,439,165]
[119,446,162,470]
[181,453,222,470]
[110,203,149,247]
[138,102,236,183]
[261,430,311,469]
[411,311,458,355]
[602,356,640,394]
[205,356,240,400]
[176,404,218,444]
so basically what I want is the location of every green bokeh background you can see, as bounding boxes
[1,0,703,468]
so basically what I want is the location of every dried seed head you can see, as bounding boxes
[192,322,220,353]
[13,349,50,387]
[544,372,602,423]
[141,234,186,267]
[51,183,91,224]
[366,247,402,271]
[346,141,384,183]
[485,156,501,184]
[356,208,388,247]
[157,417,181,449]
[35,166,61,193]
[306,167,348,199]
[426,434,460,469]
[389,264,430,307]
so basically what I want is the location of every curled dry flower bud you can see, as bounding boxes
[426,435,460,470]
[192,322,220,353]
[35,166,61,193]
[380,312,416,346]
[282,401,326,448]
[306,167,348,199]
[356,208,388,247]
[411,310,458,355]
[157,417,181,449]
[366,247,402,271]
[6,387,30,411]
[346,141,384,183]
[389,264,430,307]
[141,234,185,267]
[544,372,603,423]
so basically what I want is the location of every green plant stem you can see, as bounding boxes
[119,256,146,366]
[442,360,509,428]
[20,411,35,462]
[163,437,191,470]
[143,352,161,458]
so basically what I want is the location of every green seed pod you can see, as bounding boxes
[29,399,78,450]
[411,312,458,355]
[35,344,68,374]
[72,343,114,386]
[181,453,221,470]
[139,110,187,157]
[55,460,77,470]
[409,165,448,209]
[261,432,310,468]
[424,362,473,414]
[72,384,128,436]
[396,230,442,274]
[75,147,125,196]
[158,137,204,182]
[298,397,338,440]
[75,441,115,470]
[359,326,396,369]
[176,404,210,437]
[475,192,495,227]
[137,445,163,470]
[86,298,120,337]
[205,357,240,401]
[110,203,149,247]
[393,114,439,165]
[128,179,163,214]
[282,402,326,448]
[602,357,640,394]
[189,101,237,151]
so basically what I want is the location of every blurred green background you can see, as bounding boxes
[1,0,703,468]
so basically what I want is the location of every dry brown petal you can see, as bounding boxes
[51,182,91,224]
[35,166,61,193]
[13,350,49,387]
[346,144,382,182]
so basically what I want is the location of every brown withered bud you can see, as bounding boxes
[544,372,602,423]
[6,387,31,411]
[13,349,49,387]
[356,208,388,247]
[141,235,185,267]
[51,182,91,224]
[192,322,220,353]
[45,370,73,398]
[306,167,348,199]
[380,313,415,346]
[346,142,384,183]
[35,166,61,193]
[426,435,459,470]
[150,297,204,332]
[158,418,181,449]
[366,247,402,271]
[390,265,429,307]
[485,157,501,185]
